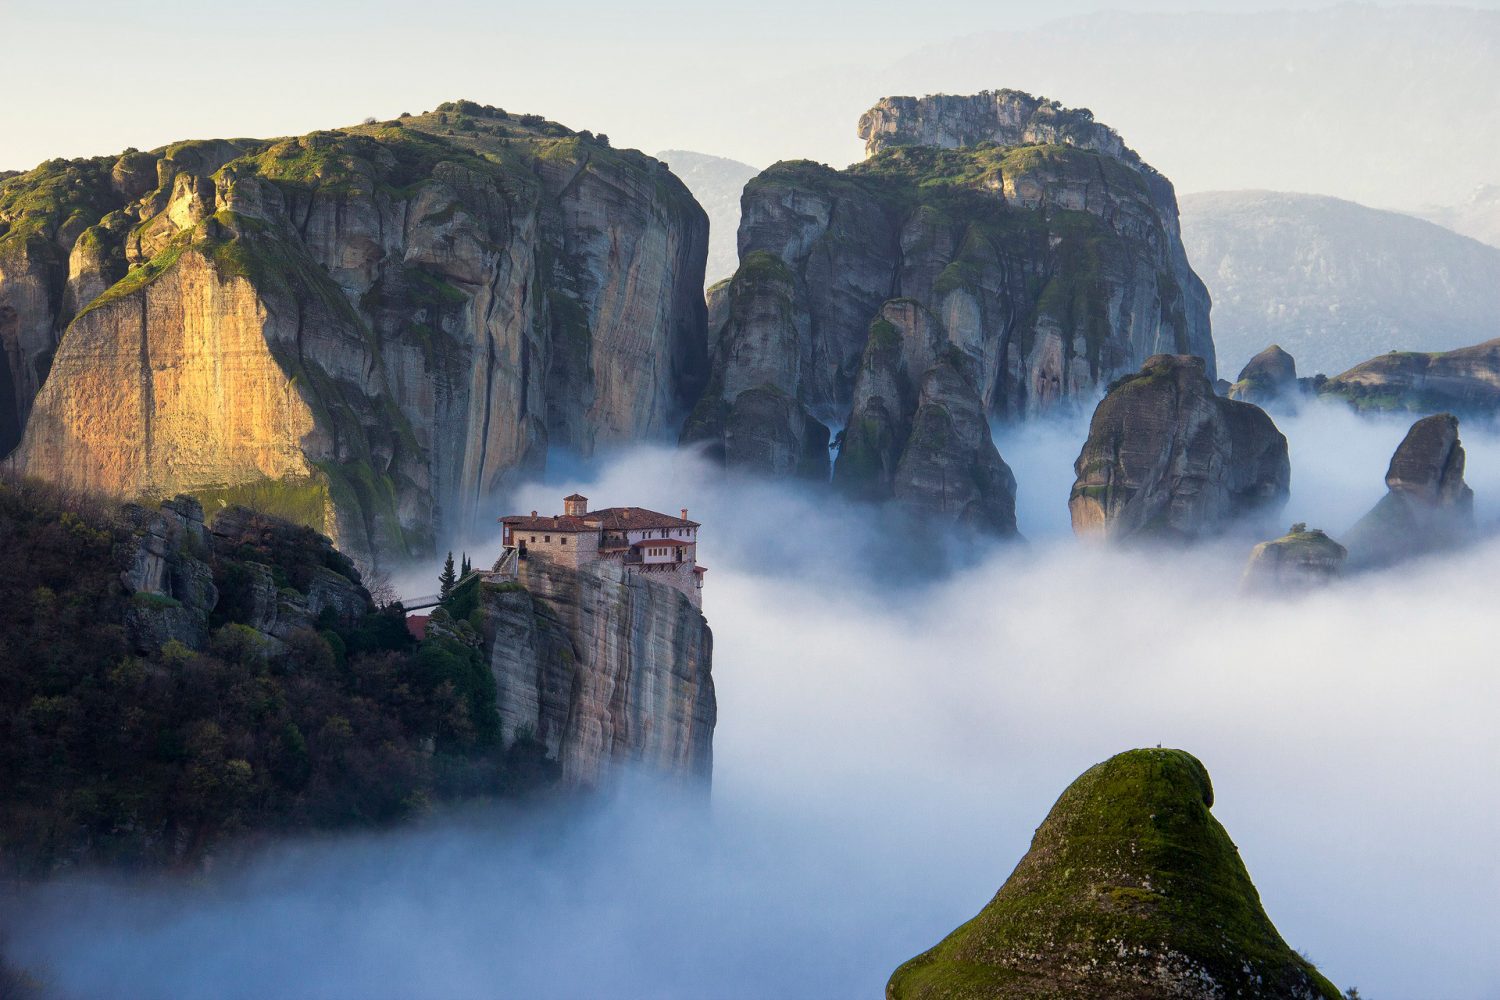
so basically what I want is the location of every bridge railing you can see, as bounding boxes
[399,549,519,610]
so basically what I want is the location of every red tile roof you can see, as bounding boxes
[405,614,430,641]
[586,506,700,530]
[500,514,595,532]
[632,537,691,548]
[563,493,588,502]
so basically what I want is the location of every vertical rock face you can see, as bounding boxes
[1070,355,1289,542]
[480,557,715,788]
[0,103,709,568]
[1242,525,1348,592]
[887,748,1343,1000]
[685,90,1210,534]
[857,89,1132,161]
[1344,412,1475,568]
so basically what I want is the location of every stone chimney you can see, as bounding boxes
[681,508,689,522]
[564,493,589,517]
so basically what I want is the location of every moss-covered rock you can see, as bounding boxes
[1,102,708,569]
[887,748,1341,1000]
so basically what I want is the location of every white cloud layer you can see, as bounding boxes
[7,402,1500,999]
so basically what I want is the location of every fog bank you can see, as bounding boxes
[6,402,1500,999]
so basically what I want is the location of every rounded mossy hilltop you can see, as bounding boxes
[888,748,1341,1000]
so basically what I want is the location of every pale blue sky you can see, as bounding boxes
[3,0,1498,182]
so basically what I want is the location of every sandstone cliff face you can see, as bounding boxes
[1,103,709,568]
[1344,413,1475,569]
[684,91,1210,533]
[887,748,1342,1000]
[480,557,714,788]
[1320,338,1500,416]
[1070,355,1289,542]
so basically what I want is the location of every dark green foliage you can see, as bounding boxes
[439,551,457,599]
[0,480,542,874]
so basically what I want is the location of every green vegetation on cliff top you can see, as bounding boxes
[888,748,1341,1000]
[0,479,551,874]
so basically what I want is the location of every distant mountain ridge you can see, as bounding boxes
[656,150,759,287]
[1180,190,1500,376]
[1417,184,1500,250]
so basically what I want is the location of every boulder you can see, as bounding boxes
[1344,413,1475,568]
[1228,344,1299,406]
[1242,524,1348,592]
[1069,355,1290,542]
[887,748,1343,1000]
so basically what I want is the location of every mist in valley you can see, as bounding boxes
[5,403,1500,999]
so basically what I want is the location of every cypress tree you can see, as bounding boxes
[439,551,457,599]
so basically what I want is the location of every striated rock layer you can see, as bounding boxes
[887,748,1342,1000]
[0,102,709,567]
[684,90,1210,532]
[1070,355,1288,542]
[1320,337,1500,416]
[480,557,715,788]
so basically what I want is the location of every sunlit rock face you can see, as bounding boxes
[685,90,1210,535]
[1069,355,1289,543]
[1344,412,1476,569]
[887,748,1344,1000]
[0,104,708,567]
[481,558,714,788]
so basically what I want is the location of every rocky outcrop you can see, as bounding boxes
[1344,413,1475,568]
[858,90,1132,161]
[1242,524,1347,592]
[1228,343,1299,406]
[480,557,715,788]
[120,496,218,651]
[2,103,709,568]
[685,91,1210,532]
[887,748,1342,1000]
[1320,338,1500,416]
[116,496,370,654]
[1070,355,1289,542]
